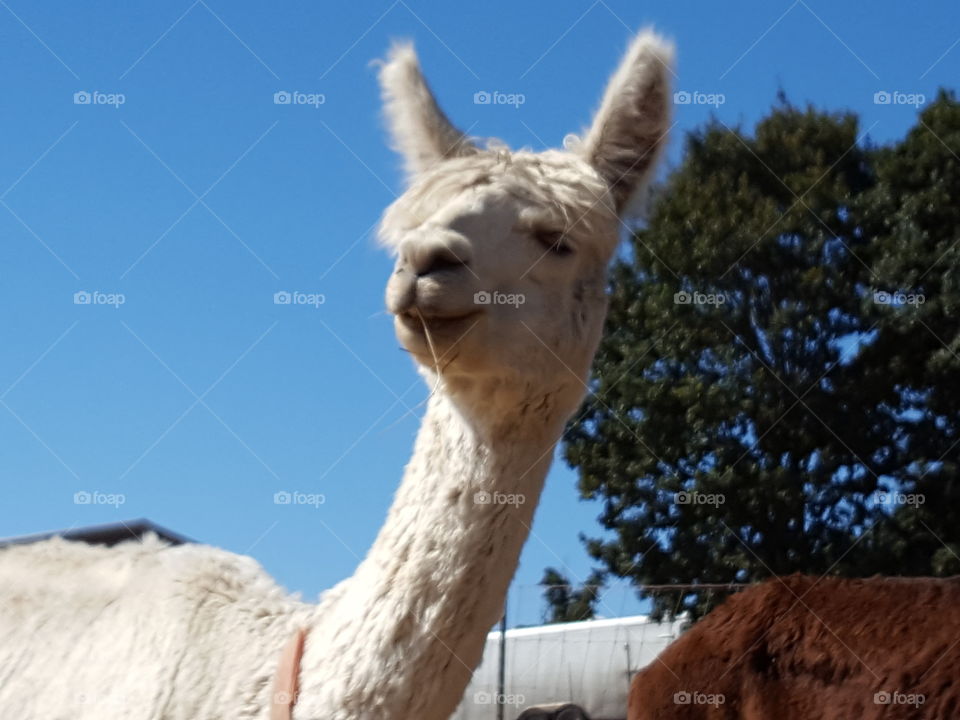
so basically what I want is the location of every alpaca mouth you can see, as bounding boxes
[397,310,481,335]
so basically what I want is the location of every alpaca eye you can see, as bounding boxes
[533,229,573,257]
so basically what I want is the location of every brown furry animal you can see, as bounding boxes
[628,574,960,719]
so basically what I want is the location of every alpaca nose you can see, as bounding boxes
[418,248,467,276]
[400,235,472,277]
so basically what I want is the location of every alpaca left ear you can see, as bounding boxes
[580,30,674,215]
[378,43,478,182]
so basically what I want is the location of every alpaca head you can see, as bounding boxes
[379,31,673,407]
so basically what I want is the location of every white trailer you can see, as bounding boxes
[451,615,686,720]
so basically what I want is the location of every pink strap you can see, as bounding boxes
[270,628,306,720]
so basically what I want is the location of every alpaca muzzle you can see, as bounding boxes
[385,267,417,316]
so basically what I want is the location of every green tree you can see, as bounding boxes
[540,568,604,623]
[858,90,960,575]
[546,96,960,620]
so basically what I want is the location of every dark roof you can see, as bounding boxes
[0,519,193,548]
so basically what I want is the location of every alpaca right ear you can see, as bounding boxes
[378,43,478,181]
[579,30,674,215]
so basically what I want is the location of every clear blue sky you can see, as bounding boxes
[1,0,957,627]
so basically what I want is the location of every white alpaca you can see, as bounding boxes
[0,31,672,720]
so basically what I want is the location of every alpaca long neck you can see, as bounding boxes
[298,384,572,720]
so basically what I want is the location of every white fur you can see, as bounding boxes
[580,30,674,214]
[378,43,479,181]
[0,534,310,717]
[0,30,672,720]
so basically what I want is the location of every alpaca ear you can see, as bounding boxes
[579,30,674,214]
[378,43,478,181]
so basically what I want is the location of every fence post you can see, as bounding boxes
[497,604,507,720]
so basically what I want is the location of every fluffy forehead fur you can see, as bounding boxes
[377,30,673,236]
[379,148,616,254]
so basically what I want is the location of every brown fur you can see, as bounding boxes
[628,575,960,719]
